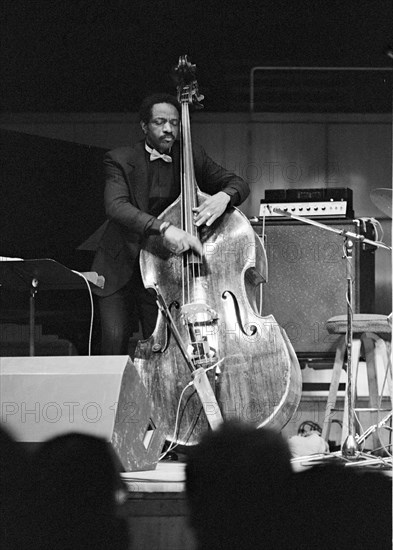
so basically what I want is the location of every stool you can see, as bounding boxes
[322,314,392,450]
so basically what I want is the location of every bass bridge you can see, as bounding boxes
[180,302,219,368]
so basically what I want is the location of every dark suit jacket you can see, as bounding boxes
[91,140,249,296]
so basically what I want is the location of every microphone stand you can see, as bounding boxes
[270,208,391,459]
[341,237,357,457]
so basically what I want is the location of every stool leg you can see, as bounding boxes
[340,338,362,448]
[384,339,392,409]
[322,336,346,442]
[362,333,392,452]
[373,336,392,408]
[362,334,380,451]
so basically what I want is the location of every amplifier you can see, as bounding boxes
[252,218,375,356]
[259,188,354,219]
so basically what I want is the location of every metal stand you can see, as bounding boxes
[270,208,391,462]
[340,238,358,458]
[0,258,104,356]
[29,277,39,356]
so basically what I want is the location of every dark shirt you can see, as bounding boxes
[146,151,180,217]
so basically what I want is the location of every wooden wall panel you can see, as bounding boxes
[2,113,389,218]
[0,112,391,312]
[327,123,392,218]
[244,122,327,217]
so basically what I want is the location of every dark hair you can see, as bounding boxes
[139,93,180,123]
[24,433,130,550]
[186,422,293,550]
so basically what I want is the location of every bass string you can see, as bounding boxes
[181,100,201,305]
[180,98,204,363]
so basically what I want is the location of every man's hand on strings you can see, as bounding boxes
[192,192,231,227]
[162,225,203,256]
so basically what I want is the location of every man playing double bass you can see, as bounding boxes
[91,93,250,355]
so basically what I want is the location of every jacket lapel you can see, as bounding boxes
[171,141,181,193]
[127,141,150,211]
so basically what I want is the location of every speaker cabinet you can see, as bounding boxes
[0,355,166,471]
[254,220,375,356]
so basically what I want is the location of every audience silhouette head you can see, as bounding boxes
[17,432,130,550]
[186,421,293,550]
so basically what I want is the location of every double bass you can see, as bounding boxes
[134,56,301,445]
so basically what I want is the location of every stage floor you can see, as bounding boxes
[121,453,392,489]
[122,461,186,492]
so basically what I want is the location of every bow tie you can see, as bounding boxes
[145,144,172,163]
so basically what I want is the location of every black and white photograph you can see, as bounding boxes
[1,2,392,548]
